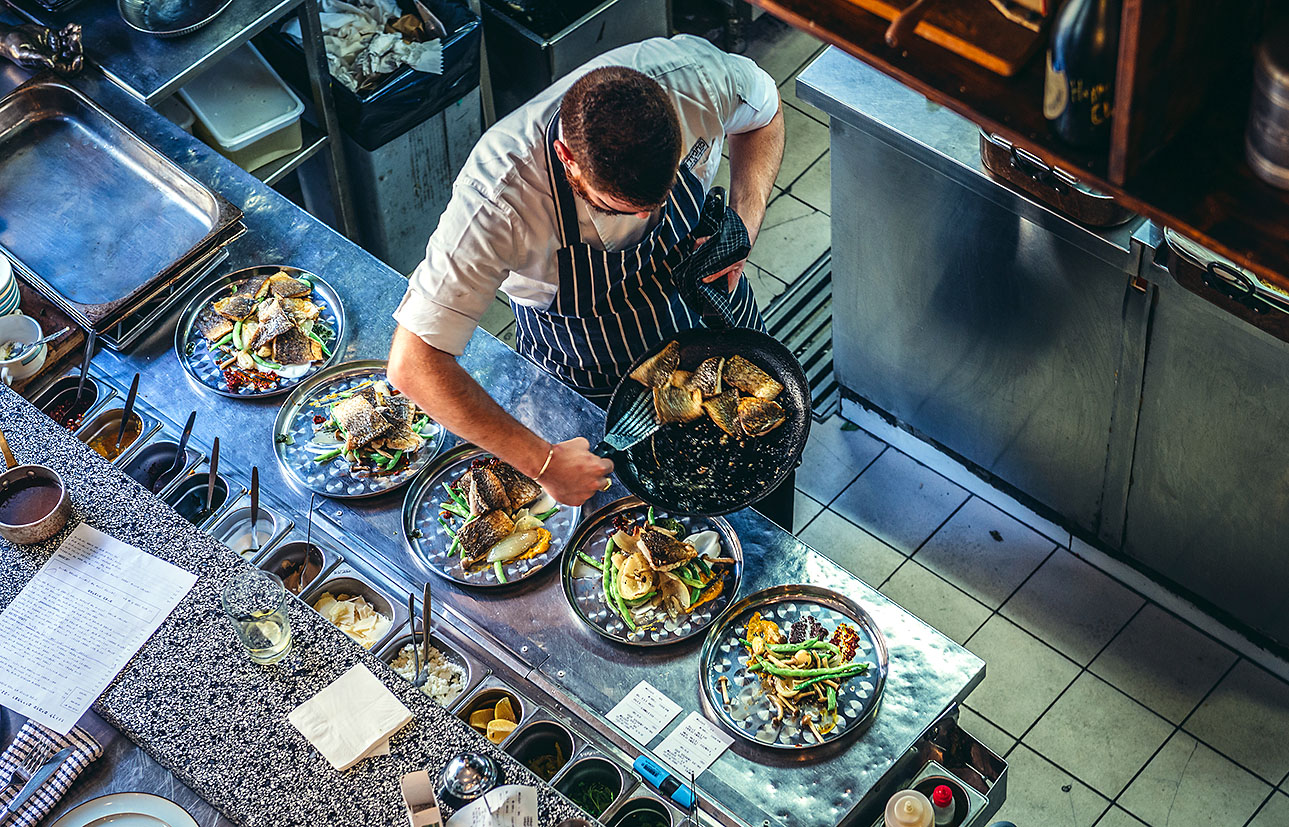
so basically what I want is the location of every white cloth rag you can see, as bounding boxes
[283,0,443,92]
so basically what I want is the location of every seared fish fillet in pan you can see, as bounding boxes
[630,340,682,388]
[737,396,786,437]
[689,356,724,396]
[653,384,703,424]
[724,355,782,401]
[701,388,741,436]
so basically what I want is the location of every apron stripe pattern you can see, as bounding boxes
[513,110,763,402]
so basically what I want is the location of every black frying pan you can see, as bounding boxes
[601,327,811,516]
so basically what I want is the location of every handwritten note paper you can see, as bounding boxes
[0,523,196,734]
[446,786,536,827]
[655,712,734,779]
[606,680,682,745]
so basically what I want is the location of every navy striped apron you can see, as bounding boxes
[511,111,763,404]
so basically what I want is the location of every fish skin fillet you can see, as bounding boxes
[724,355,783,401]
[630,340,681,388]
[333,394,392,452]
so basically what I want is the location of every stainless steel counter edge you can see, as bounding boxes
[795,47,1145,271]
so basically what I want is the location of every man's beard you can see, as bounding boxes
[564,169,620,216]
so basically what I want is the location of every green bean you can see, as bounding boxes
[388,449,404,468]
[438,517,457,538]
[494,560,507,583]
[213,331,234,347]
[695,557,713,577]
[443,482,469,509]
[576,550,603,570]
[794,666,869,692]
[739,638,841,657]
[534,506,560,521]
[826,686,837,713]
[624,590,657,605]
[689,586,701,604]
[647,506,655,524]
[746,661,869,679]
[232,320,244,350]
[313,447,342,463]
[441,502,470,519]
[252,353,283,370]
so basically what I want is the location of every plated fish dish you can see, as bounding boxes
[437,457,561,583]
[192,269,335,393]
[573,507,733,634]
[306,379,433,474]
[630,341,786,437]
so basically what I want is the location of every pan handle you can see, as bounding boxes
[591,441,617,458]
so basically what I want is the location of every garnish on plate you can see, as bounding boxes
[304,379,433,475]
[438,457,560,582]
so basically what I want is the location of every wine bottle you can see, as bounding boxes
[1043,0,1122,148]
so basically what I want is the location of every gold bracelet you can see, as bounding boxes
[533,445,555,482]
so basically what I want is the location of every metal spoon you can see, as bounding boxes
[155,411,196,493]
[6,326,69,362]
[407,592,423,687]
[74,329,96,406]
[300,492,321,593]
[205,437,220,516]
[249,466,260,555]
[115,373,139,450]
[420,581,432,682]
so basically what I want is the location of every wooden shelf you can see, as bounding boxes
[756,0,1289,289]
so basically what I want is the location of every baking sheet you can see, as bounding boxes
[0,79,241,326]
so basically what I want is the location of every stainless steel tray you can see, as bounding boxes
[272,360,445,499]
[402,444,580,588]
[176,266,346,398]
[699,585,889,750]
[0,79,242,327]
[562,496,742,646]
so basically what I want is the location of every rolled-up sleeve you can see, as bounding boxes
[393,181,517,356]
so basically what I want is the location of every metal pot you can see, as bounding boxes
[0,462,71,545]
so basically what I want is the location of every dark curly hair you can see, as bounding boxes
[561,66,682,208]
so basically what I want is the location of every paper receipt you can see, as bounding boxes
[606,680,682,745]
[655,711,734,779]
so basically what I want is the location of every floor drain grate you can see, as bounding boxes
[763,252,836,420]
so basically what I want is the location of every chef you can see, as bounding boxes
[388,35,788,521]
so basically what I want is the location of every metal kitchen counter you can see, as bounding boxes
[0,45,986,827]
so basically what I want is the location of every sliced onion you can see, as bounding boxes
[486,529,541,563]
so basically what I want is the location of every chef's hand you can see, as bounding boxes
[540,437,614,507]
[692,234,746,294]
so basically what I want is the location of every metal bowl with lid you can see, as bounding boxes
[118,0,235,37]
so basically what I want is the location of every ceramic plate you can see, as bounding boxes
[50,792,198,827]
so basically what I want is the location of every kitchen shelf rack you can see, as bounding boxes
[761,0,1286,291]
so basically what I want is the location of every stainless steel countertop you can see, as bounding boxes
[796,47,1146,271]
[6,0,303,103]
[0,40,983,827]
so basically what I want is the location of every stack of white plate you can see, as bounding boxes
[0,255,20,317]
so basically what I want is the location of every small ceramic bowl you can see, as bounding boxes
[0,315,46,386]
[0,464,71,545]
[0,257,19,317]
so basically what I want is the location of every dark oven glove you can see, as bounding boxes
[673,187,751,330]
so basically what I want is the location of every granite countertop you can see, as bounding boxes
[0,387,587,827]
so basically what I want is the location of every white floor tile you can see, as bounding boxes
[1025,673,1173,798]
[1186,660,1289,785]
[777,104,830,187]
[1095,806,1149,827]
[1001,550,1144,666]
[1090,603,1237,724]
[743,264,789,308]
[831,449,968,555]
[879,561,990,646]
[914,497,1057,610]
[1249,792,1289,827]
[793,489,824,535]
[479,298,515,335]
[795,414,885,504]
[1120,731,1270,827]
[741,20,824,85]
[841,397,1071,548]
[746,194,830,285]
[788,151,830,215]
[798,508,904,588]
[991,745,1109,827]
[963,615,1080,737]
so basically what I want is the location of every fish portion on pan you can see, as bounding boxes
[629,341,786,438]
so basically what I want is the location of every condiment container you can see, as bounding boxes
[884,789,933,827]
[1247,21,1289,189]
[0,463,70,545]
[178,44,304,173]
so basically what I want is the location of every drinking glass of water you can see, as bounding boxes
[222,569,292,664]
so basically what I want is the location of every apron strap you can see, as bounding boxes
[544,109,582,248]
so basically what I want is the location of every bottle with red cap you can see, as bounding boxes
[930,784,956,826]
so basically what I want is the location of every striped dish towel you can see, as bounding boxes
[0,723,101,826]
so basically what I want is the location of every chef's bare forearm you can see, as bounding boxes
[726,96,785,246]
[387,326,551,478]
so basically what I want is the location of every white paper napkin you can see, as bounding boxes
[289,663,413,770]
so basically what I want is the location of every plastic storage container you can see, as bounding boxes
[178,44,304,172]
[155,96,195,133]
